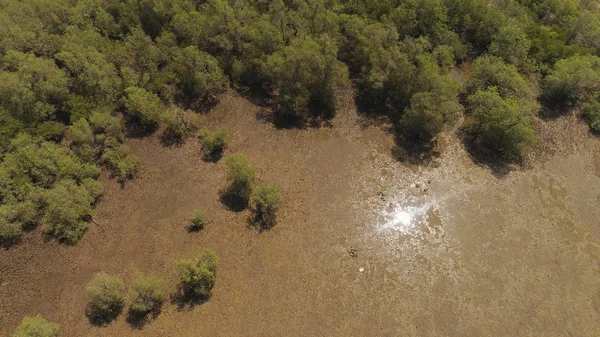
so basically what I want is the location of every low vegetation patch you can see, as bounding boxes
[12,315,59,337]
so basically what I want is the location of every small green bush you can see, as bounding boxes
[224,154,255,204]
[198,128,228,160]
[251,182,283,229]
[176,248,219,299]
[188,209,207,232]
[129,273,166,315]
[12,315,59,337]
[85,272,126,323]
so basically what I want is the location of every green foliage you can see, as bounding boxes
[71,113,139,183]
[467,56,534,99]
[467,88,536,158]
[161,106,188,141]
[488,21,531,67]
[266,35,348,122]
[188,209,207,232]
[101,145,139,183]
[224,154,256,203]
[129,273,166,315]
[198,128,228,160]
[582,100,600,132]
[251,182,283,229]
[35,121,65,141]
[0,134,101,242]
[41,179,100,243]
[543,55,600,108]
[122,86,163,126]
[0,51,68,125]
[166,46,228,108]
[400,91,462,140]
[176,248,219,298]
[12,315,59,337]
[85,272,126,323]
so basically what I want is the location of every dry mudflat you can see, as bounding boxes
[1,92,600,336]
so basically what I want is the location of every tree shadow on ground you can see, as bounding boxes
[159,129,185,147]
[126,308,161,329]
[201,150,224,163]
[246,213,275,233]
[0,236,21,249]
[124,117,158,139]
[170,290,209,311]
[458,129,516,179]
[86,306,123,327]
[219,190,248,213]
[391,135,442,167]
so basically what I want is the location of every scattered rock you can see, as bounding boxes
[415,183,421,189]
[358,267,365,273]
[349,247,358,258]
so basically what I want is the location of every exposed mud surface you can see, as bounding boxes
[1,92,600,336]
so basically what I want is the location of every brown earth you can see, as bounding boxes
[1,91,600,336]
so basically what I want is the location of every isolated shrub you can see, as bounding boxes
[188,209,207,232]
[198,128,228,160]
[224,154,256,203]
[176,248,219,298]
[122,86,162,126]
[251,182,283,229]
[85,272,126,323]
[129,273,166,315]
[12,315,59,337]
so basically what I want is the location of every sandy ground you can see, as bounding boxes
[1,91,600,336]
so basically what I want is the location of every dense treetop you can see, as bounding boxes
[1,0,600,242]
